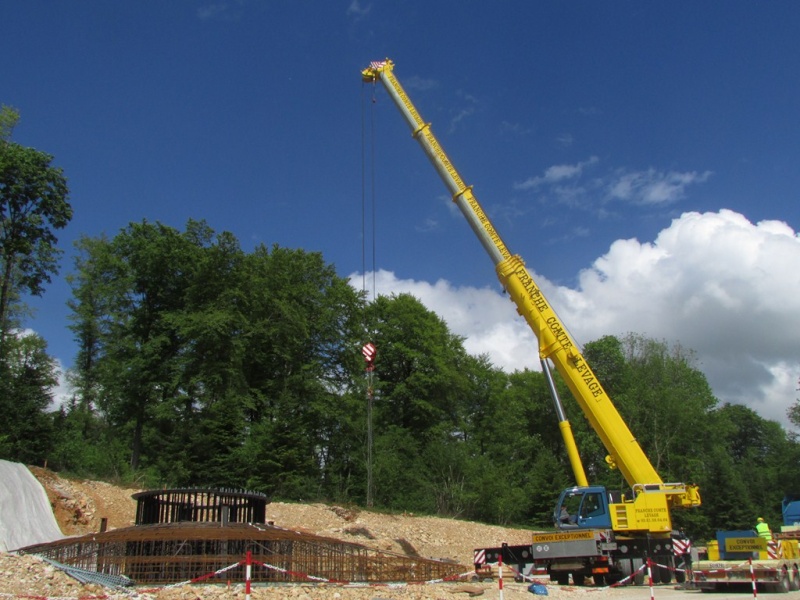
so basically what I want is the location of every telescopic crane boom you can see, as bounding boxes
[362,59,700,534]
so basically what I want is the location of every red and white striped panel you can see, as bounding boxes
[673,538,692,556]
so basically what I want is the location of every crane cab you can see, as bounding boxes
[554,486,613,530]
[555,484,677,533]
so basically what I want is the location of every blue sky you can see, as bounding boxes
[3,2,800,426]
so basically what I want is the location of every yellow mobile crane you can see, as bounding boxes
[362,59,701,586]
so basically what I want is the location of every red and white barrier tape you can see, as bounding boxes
[161,559,243,589]
[5,554,475,600]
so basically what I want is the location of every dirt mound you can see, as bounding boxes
[266,503,534,566]
[27,467,141,536]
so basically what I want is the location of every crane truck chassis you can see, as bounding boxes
[473,529,691,586]
[361,58,700,587]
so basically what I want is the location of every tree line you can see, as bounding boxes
[2,107,800,543]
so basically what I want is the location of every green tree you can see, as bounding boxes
[58,234,132,479]
[68,221,204,474]
[0,110,72,344]
[68,221,366,490]
[465,367,571,525]
[369,293,469,437]
[363,294,476,511]
[107,221,199,472]
[49,395,130,479]
[154,225,250,487]
[788,375,800,429]
[0,105,19,142]
[697,403,793,535]
[583,335,629,397]
[67,235,115,414]
[0,333,58,464]
[240,245,364,498]
[614,334,718,481]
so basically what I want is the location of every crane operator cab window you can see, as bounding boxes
[555,487,612,530]
[558,493,581,527]
[580,492,604,519]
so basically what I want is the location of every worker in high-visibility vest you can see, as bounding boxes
[755,517,773,540]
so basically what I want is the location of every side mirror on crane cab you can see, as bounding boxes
[554,486,613,530]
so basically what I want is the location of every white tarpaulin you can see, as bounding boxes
[0,460,63,552]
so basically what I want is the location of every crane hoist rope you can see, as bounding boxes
[360,79,381,509]
[360,80,378,304]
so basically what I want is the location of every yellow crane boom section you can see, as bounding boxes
[363,59,700,510]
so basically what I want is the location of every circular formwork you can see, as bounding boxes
[132,488,268,526]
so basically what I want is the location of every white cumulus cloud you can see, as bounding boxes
[353,210,800,427]
[514,156,599,191]
[607,168,712,206]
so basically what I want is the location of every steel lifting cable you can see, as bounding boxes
[361,81,378,303]
[361,78,379,508]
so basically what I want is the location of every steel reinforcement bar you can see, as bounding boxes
[21,522,464,585]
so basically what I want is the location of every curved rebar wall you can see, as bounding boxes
[132,489,268,526]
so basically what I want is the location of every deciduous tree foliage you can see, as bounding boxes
[0,116,72,344]
[0,106,70,468]
[363,293,479,512]
[65,220,365,492]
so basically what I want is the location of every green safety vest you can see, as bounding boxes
[756,521,773,540]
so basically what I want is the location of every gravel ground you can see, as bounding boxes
[1,551,726,600]
[0,552,613,599]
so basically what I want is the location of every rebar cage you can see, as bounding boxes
[21,488,464,585]
[22,522,464,585]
